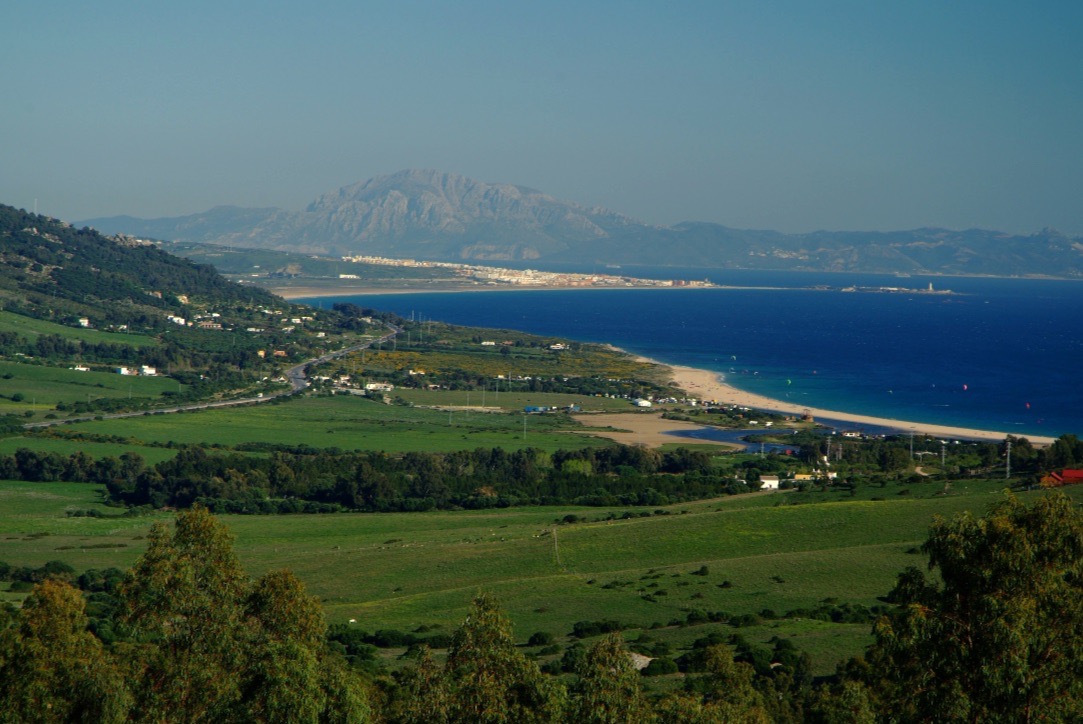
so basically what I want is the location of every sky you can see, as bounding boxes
[2,1,1081,235]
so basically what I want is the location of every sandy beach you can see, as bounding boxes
[273,283,1057,446]
[664,361,1056,445]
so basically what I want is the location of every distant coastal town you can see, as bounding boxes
[337,255,715,289]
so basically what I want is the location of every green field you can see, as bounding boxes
[44,394,625,453]
[0,436,178,465]
[0,310,157,348]
[0,360,179,417]
[3,477,1075,675]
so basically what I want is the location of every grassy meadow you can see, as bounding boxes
[0,310,157,348]
[3,476,1076,675]
[28,393,630,454]
[0,360,180,418]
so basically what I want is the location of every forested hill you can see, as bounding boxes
[0,204,280,329]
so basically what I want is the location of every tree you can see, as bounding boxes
[0,578,129,723]
[657,644,769,723]
[393,645,451,724]
[569,632,653,723]
[443,593,564,723]
[239,570,330,723]
[119,506,250,720]
[118,506,372,722]
[866,492,1083,722]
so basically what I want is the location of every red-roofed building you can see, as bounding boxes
[1040,469,1083,488]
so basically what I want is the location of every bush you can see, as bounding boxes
[641,657,679,676]
[527,631,554,646]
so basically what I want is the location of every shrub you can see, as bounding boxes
[642,657,679,676]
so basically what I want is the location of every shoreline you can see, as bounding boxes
[266,282,961,301]
[270,284,718,300]
[275,283,1059,445]
[658,359,1055,445]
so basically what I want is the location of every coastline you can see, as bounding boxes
[660,360,1055,445]
[276,282,1061,446]
[272,284,715,300]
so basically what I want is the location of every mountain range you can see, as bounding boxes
[81,169,1083,278]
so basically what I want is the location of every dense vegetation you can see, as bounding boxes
[2,496,1079,721]
[0,443,751,513]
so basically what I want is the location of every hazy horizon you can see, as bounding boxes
[3,1,1081,236]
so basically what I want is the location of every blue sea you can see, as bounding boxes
[299,269,1083,439]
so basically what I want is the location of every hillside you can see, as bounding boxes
[0,204,394,420]
[0,204,281,330]
[82,169,1083,278]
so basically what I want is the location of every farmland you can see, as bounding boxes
[3,476,1074,676]
[22,393,621,454]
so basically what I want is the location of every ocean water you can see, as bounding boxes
[300,270,1083,439]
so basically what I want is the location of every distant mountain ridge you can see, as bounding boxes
[81,169,1083,278]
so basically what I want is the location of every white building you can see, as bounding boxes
[760,475,780,490]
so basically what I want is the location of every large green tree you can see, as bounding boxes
[444,593,565,723]
[0,578,129,723]
[119,506,370,722]
[119,506,250,720]
[395,593,564,723]
[867,492,1083,722]
[568,632,653,723]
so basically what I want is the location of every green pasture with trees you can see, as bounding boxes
[40,394,611,453]
[0,359,180,415]
[0,310,158,348]
[3,478,1079,672]
[2,490,1079,721]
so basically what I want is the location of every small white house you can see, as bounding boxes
[116,367,133,376]
[140,366,157,376]
[759,475,780,490]
[632,398,653,408]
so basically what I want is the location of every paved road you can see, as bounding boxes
[23,325,400,430]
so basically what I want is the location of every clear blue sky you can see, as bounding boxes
[3,1,1081,235]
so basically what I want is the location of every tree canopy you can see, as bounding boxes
[865,493,1083,721]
